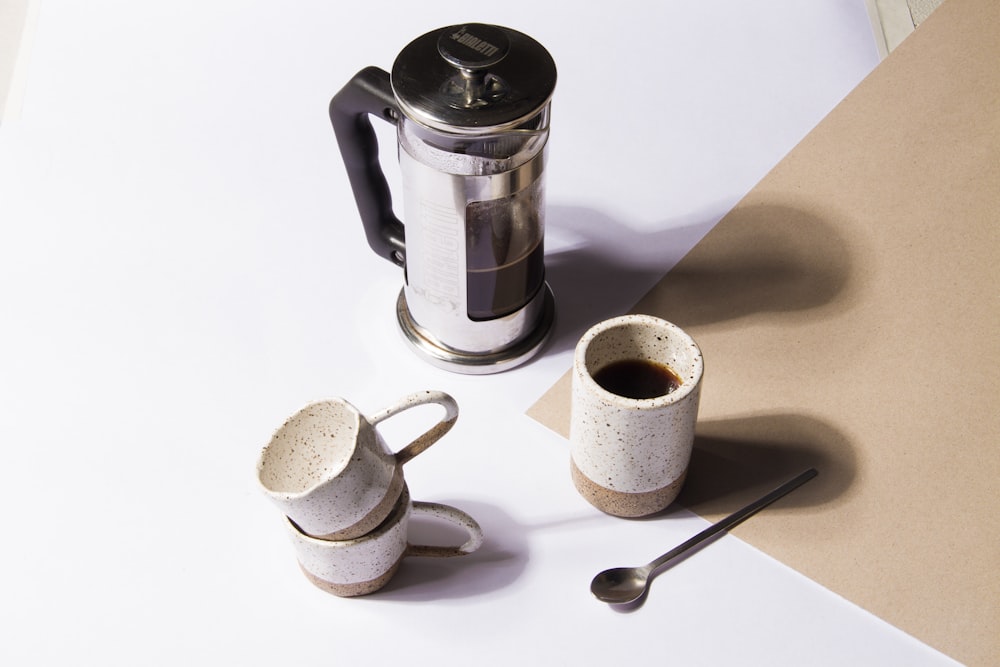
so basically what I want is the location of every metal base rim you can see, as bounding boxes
[395,284,555,375]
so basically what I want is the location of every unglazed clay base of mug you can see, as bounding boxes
[299,554,406,597]
[571,458,687,518]
[313,465,406,541]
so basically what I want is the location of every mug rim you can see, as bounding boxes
[574,314,704,407]
[256,397,364,499]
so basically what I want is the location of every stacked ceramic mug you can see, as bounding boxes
[256,390,483,597]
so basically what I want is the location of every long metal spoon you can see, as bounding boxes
[591,468,818,605]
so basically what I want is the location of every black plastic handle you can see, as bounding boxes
[329,66,405,266]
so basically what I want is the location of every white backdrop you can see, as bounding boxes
[0,2,958,665]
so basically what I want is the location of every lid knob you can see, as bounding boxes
[391,23,556,133]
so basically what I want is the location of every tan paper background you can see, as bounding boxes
[528,0,999,664]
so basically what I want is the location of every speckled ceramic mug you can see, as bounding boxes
[570,315,703,517]
[257,390,458,540]
[286,484,483,597]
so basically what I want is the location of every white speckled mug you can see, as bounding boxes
[257,390,458,540]
[286,484,483,597]
[570,315,703,517]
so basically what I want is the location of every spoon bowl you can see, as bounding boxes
[590,565,653,605]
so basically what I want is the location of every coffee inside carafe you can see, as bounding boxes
[465,179,545,320]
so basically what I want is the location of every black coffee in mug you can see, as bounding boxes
[592,359,682,400]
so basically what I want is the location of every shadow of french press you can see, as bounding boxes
[631,202,856,331]
[543,204,719,356]
[542,201,855,362]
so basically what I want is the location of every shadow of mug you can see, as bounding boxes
[677,412,856,516]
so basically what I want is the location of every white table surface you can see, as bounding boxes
[0,2,960,665]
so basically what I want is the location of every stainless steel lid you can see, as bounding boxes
[390,23,556,134]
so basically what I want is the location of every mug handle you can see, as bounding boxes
[367,390,459,466]
[405,501,484,557]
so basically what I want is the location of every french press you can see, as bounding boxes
[330,23,556,373]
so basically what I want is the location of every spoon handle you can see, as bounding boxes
[645,468,818,573]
